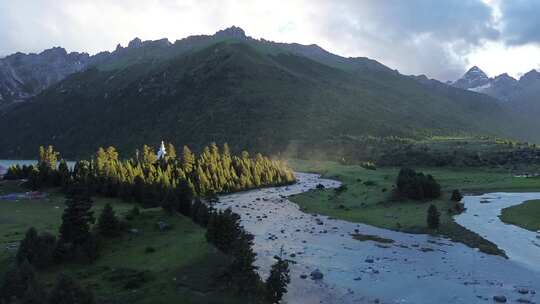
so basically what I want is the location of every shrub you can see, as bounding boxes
[48,274,94,304]
[451,189,463,202]
[17,228,57,269]
[363,180,376,186]
[0,260,37,302]
[334,185,348,194]
[360,161,377,170]
[396,168,441,200]
[125,206,140,220]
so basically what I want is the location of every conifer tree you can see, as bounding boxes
[182,146,195,174]
[0,259,36,302]
[59,193,95,246]
[17,228,39,265]
[266,257,290,303]
[96,203,121,237]
[230,233,260,295]
[427,204,440,229]
[57,159,71,188]
[166,143,177,161]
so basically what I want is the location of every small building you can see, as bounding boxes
[157,141,167,160]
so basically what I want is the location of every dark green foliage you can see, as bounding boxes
[17,228,57,269]
[0,260,37,302]
[206,209,243,254]
[59,194,94,245]
[0,38,527,160]
[20,277,47,304]
[205,208,262,295]
[451,189,463,202]
[334,185,348,194]
[57,160,71,189]
[96,203,121,237]
[265,258,290,303]
[229,234,261,295]
[57,193,97,263]
[396,168,441,200]
[427,204,441,229]
[191,199,211,227]
[11,144,291,300]
[125,206,140,221]
[4,164,33,180]
[47,274,94,304]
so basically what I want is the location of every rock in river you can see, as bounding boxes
[310,269,324,280]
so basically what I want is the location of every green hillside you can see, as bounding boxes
[0,38,526,158]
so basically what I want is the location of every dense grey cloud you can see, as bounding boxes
[499,0,540,46]
[310,0,499,80]
[0,0,538,81]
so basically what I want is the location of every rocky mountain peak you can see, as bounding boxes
[128,37,143,48]
[40,47,68,58]
[519,69,540,85]
[453,66,490,89]
[493,73,517,84]
[214,26,247,39]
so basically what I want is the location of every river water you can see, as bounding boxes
[456,193,540,272]
[217,173,539,304]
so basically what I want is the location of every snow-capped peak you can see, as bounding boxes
[453,66,490,90]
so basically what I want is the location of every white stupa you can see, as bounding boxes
[157,141,167,160]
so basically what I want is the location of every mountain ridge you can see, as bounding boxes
[0,26,396,110]
[1,27,538,159]
[451,66,540,102]
[0,37,528,158]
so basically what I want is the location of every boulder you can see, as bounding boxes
[310,269,324,280]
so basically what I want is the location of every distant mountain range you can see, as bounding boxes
[450,66,540,103]
[0,27,536,158]
[0,26,392,111]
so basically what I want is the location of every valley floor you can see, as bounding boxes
[287,159,540,255]
[215,172,540,304]
[0,180,257,304]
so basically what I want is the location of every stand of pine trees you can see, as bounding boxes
[2,143,295,302]
[25,143,295,205]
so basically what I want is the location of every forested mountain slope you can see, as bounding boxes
[0,37,525,158]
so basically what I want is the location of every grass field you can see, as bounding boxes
[0,181,255,304]
[288,159,540,256]
[500,199,540,232]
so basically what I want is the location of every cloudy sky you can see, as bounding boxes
[0,0,539,81]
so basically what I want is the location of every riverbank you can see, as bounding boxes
[287,159,540,256]
[216,172,540,304]
[500,199,540,232]
[458,193,540,272]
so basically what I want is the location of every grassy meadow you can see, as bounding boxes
[0,180,253,304]
[500,199,540,232]
[288,159,540,256]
